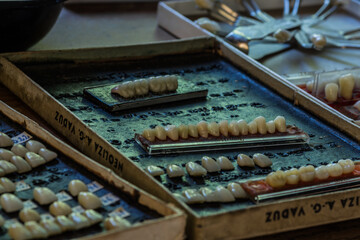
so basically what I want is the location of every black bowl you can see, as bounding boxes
[0,0,66,52]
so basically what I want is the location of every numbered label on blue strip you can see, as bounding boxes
[11,132,32,144]
[101,193,120,206]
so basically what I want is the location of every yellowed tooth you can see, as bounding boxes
[165,125,179,141]
[19,208,41,223]
[188,124,199,138]
[216,156,234,171]
[49,201,72,216]
[310,33,327,50]
[8,222,32,240]
[0,177,15,192]
[197,121,208,138]
[228,121,240,136]
[104,216,131,231]
[178,125,189,139]
[227,182,248,199]
[208,122,220,137]
[25,221,49,239]
[284,168,300,185]
[149,77,162,93]
[10,156,32,174]
[215,186,235,202]
[11,144,29,158]
[78,192,102,210]
[237,154,255,167]
[154,125,167,141]
[55,215,75,232]
[38,148,57,162]
[253,153,272,168]
[25,152,46,168]
[237,120,248,135]
[325,83,339,103]
[68,212,91,230]
[254,116,267,135]
[83,209,103,225]
[68,179,88,197]
[111,84,129,98]
[274,116,287,132]
[0,132,13,147]
[0,193,23,213]
[134,79,149,96]
[33,187,58,205]
[315,165,329,180]
[186,162,207,177]
[145,165,164,177]
[199,187,219,202]
[182,189,205,204]
[142,129,155,142]
[158,76,168,93]
[201,156,221,173]
[166,164,185,178]
[124,81,136,98]
[26,140,46,153]
[0,148,15,161]
[338,159,355,174]
[247,121,258,134]
[165,75,178,91]
[0,160,17,174]
[40,219,62,236]
[266,121,276,134]
[274,29,291,43]
[299,165,315,182]
[306,81,314,92]
[266,170,287,188]
[219,120,229,137]
[339,73,355,100]
[327,163,343,177]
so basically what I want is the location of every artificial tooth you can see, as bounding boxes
[10,155,32,174]
[266,121,276,134]
[228,121,240,136]
[49,201,72,216]
[178,125,189,139]
[145,165,164,177]
[33,187,57,205]
[78,192,102,210]
[166,164,185,178]
[310,33,327,50]
[0,215,4,227]
[111,84,129,98]
[19,208,41,222]
[133,79,143,96]
[195,0,214,10]
[38,148,57,162]
[0,193,23,212]
[253,153,272,168]
[237,154,255,168]
[274,116,287,133]
[219,120,229,137]
[68,212,91,230]
[215,186,235,202]
[327,163,343,177]
[104,216,131,231]
[25,221,49,239]
[26,140,46,153]
[266,170,287,188]
[188,124,199,138]
[299,165,315,182]
[338,159,355,174]
[155,125,167,141]
[227,182,248,199]
[0,177,15,192]
[165,125,179,141]
[315,165,329,180]
[55,215,75,232]
[142,129,155,142]
[149,77,162,93]
[339,73,355,100]
[254,116,267,134]
[208,122,220,137]
[284,168,300,185]
[0,132,13,147]
[199,187,219,202]
[273,29,291,43]
[201,156,221,173]
[0,160,17,174]
[237,120,249,135]
[123,82,136,98]
[11,144,29,157]
[182,189,205,204]
[216,156,234,171]
[134,79,149,96]
[247,121,258,134]
[197,121,208,138]
[40,219,62,236]
[25,152,46,168]
[83,209,103,225]
[306,81,314,92]
[165,75,178,91]
[8,222,32,240]
[68,179,88,197]
[194,17,220,34]
[0,148,15,161]
[158,77,168,93]
[325,83,339,103]
[354,100,360,111]
[186,162,207,177]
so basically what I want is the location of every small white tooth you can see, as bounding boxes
[216,156,234,171]
[68,212,91,230]
[83,209,103,225]
[201,156,221,173]
[195,0,214,10]
[68,179,88,197]
[339,73,355,100]
[315,165,329,180]
[274,116,287,133]
[149,77,162,93]
[26,140,46,153]
[227,182,248,199]
[338,159,355,174]
[49,201,72,216]
[0,148,15,161]
[266,121,276,134]
[310,33,327,50]
[25,221,49,239]
[142,129,156,142]
[228,121,240,136]
[155,125,167,141]
[104,216,131,231]
[325,83,339,103]
[284,168,300,185]
[10,156,32,173]
[215,186,235,202]
[165,75,178,91]
[208,122,220,137]
[0,177,15,192]
[178,125,189,139]
[299,165,315,182]
[199,187,219,202]
[40,219,62,236]
[78,192,102,210]
[327,163,343,177]
[237,154,255,167]
[186,162,207,177]
[266,170,287,188]
[182,189,205,204]
[247,121,258,134]
[11,144,29,158]
[0,160,17,174]
[219,120,229,137]
[0,193,23,212]
[253,153,272,168]
[25,152,46,168]
[8,223,32,240]
[165,125,179,141]
[166,164,185,178]
[197,121,208,138]
[19,208,41,222]
[0,132,13,147]
[145,165,164,177]
[55,215,75,232]
[38,148,57,162]
[188,124,199,138]
[237,120,248,135]
[254,116,267,135]
[33,187,57,205]
[306,81,314,92]
[354,100,360,111]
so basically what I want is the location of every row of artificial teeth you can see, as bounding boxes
[265,159,355,188]
[111,75,178,99]
[141,115,287,142]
